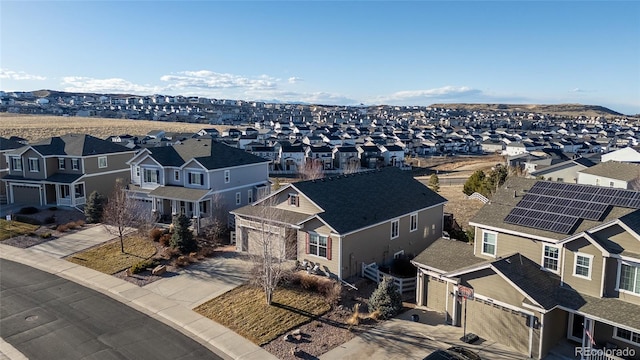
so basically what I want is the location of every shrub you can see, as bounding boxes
[368,276,403,320]
[13,215,42,225]
[43,216,56,224]
[149,228,163,242]
[18,206,39,215]
[56,224,69,232]
[48,206,57,211]
[130,258,160,274]
[175,255,191,267]
[84,191,105,223]
[66,221,78,230]
[319,281,342,306]
[159,234,171,247]
[389,257,417,278]
[74,220,85,227]
[300,272,322,291]
[39,232,52,239]
[170,214,197,254]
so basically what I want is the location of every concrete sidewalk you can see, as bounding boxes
[29,225,125,258]
[0,244,276,360]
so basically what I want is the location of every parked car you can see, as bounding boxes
[423,346,481,360]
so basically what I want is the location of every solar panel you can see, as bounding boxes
[503,180,640,234]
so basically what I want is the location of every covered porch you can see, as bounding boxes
[44,174,86,207]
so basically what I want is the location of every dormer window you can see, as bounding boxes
[58,158,65,169]
[72,159,79,170]
[618,261,640,295]
[28,158,40,172]
[98,156,107,168]
[11,157,22,171]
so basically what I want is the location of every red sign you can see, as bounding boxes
[458,285,474,299]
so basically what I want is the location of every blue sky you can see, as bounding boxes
[1,1,639,114]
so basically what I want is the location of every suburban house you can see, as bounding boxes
[0,137,24,204]
[577,161,640,189]
[232,167,447,278]
[528,157,596,183]
[602,147,640,163]
[2,134,135,207]
[126,138,270,225]
[413,178,640,359]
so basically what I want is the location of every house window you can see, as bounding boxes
[199,201,208,214]
[481,230,497,256]
[174,171,180,181]
[309,233,328,258]
[74,183,84,198]
[391,219,399,239]
[573,253,593,279]
[11,157,21,171]
[410,213,418,232]
[224,170,230,183]
[394,250,405,259]
[143,169,159,183]
[58,158,65,169]
[288,194,299,206]
[613,327,640,346]
[135,166,140,177]
[98,156,107,168]
[188,172,203,185]
[618,262,640,295]
[542,245,560,272]
[610,181,614,187]
[235,192,241,205]
[28,158,39,172]
[72,159,79,170]
[248,189,254,203]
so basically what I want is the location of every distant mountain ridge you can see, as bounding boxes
[9,90,630,117]
[429,103,624,117]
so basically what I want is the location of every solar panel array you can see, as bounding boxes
[503,181,640,234]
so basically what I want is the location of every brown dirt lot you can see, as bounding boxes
[0,114,230,142]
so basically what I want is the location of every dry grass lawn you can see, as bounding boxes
[0,114,229,142]
[439,184,486,231]
[66,235,157,274]
[0,219,39,241]
[195,285,331,345]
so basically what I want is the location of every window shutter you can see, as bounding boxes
[305,233,310,254]
[156,170,160,181]
[327,237,332,260]
[200,173,204,185]
[295,195,300,207]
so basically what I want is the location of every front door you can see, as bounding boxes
[568,313,585,342]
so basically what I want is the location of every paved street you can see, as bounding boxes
[0,259,221,360]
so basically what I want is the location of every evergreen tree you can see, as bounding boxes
[428,174,440,192]
[170,214,197,253]
[463,170,487,196]
[368,276,403,320]
[84,191,105,223]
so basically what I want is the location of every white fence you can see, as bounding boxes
[467,192,489,204]
[361,262,416,294]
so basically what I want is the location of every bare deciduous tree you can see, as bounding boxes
[246,198,297,305]
[102,179,151,253]
[343,158,361,174]
[298,159,325,181]
[203,192,229,245]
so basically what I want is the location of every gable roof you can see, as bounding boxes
[146,138,268,170]
[14,134,132,157]
[579,160,640,182]
[0,137,22,151]
[292,167,447,234]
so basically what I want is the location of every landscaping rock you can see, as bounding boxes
[152,264,166,275]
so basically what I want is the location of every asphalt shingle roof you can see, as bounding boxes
[412,238,484,272]
[292,167,447,234]
[23,134,132,156]
[579,161,640,182]
[147,138,268,170]
[148,186,210,201]
[0,137,22,151]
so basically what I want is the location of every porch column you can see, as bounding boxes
[171,200,177,215]
[193,201,200,218]
[581,317,595,359]
[416,272,424,306]
[151,197,157,212]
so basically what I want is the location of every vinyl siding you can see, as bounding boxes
[273,188,322,215]
[297,219,339,276]
[475,228,545,264]
[83,152,133,174]
[339,205,443,278]
[209,163,269,191]
[463,268,526,306]
[562,238,603,297]
[21,149,45,179]
[540,308,568,358]
[595,224,640,261]
[84,171,130,199]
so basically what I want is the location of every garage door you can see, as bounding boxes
[425,276,447,312]
[12,185,41,205]
[465,297,530,355]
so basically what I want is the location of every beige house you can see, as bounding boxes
[413,178,640,359]
[232,167,447,279]
[2,134,135,207]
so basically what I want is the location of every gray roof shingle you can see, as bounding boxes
[412,238,484,272]
[147,138,268,170]
[293,167,447,234]
[579,161,640,182]
[24,134,132,156]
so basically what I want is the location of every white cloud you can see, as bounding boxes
[160,70,277,91]
[288,76,303,84]
[382,86,482,102]
[0,68,46,81]
[61,76,159,93]
[246,89,358,105]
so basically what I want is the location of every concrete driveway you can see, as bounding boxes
[29,225,128,258]
[321,308,527,360]
[142,252,252,309]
